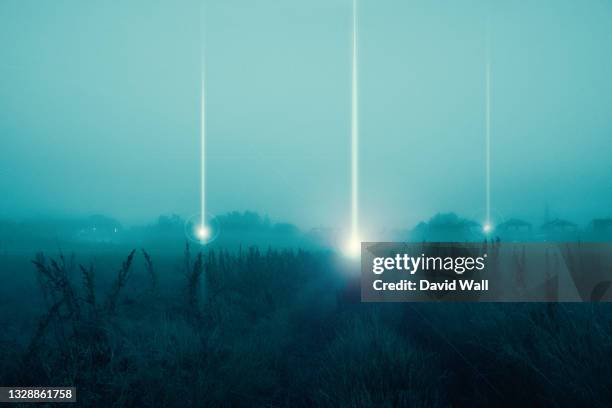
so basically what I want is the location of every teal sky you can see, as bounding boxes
[1,0,611,230]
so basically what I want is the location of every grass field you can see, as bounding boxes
[0,244,611,407]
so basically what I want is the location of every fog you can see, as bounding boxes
[1,0,611,231]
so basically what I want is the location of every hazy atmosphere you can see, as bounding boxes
[2,2,612,406]
[1,0,611,230]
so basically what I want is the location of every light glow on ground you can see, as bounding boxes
[196,225,211,241]
[343,235,362,258]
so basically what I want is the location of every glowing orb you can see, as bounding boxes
[343,236,362,258]
[185,213,219,245]
[196,225,211,241]
[483,223,493,234]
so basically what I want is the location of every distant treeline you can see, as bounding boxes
[0,211,611,251]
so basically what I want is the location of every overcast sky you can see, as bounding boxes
[1,0,611,230]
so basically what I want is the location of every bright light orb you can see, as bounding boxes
[343,236,362,258]
[483,223,493,234]
[196,225,211,241]
[184,214,220,245]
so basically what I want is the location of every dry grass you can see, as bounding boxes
[3,245,611,407]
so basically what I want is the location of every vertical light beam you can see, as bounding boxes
[342,0,362,257]
[200,56,207,236]
[351,0,359,241]
[195,4,211,243]
[343,0,361,257]
[484,29,492,233]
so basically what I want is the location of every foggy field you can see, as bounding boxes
[2,0,611,405]
[0,244,611,407]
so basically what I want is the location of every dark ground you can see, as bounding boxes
[0,245,611,407]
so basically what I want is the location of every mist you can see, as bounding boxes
[1,0,611,231]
